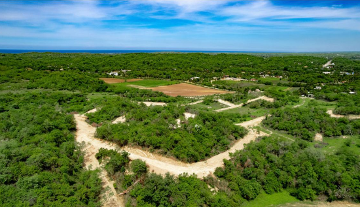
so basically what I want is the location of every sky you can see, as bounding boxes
[0,0,360,52]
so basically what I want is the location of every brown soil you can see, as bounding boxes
[150,83,233,97]
[100,78,142,84]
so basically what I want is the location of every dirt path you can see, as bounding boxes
[293,97,308,108]
[141,102,167,107]
[74,114,268,179]
[74,114,123,207]
[112,116,126,124]
[187,100,204,105]
[327,110,360,120]
[215,96,274,112]
[217,99,236,107]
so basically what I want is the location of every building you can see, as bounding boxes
[107,71,119,76]
[314,86,322,90]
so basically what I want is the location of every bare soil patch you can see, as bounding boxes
[327,110,360,120]
[100,78,142,84]
[150,83,233,97]
[315,133,323,142]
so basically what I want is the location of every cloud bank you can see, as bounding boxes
[0,0,359,51]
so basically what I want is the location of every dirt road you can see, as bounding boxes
[215,96,274,112]
[75,114,267,178]
[327,110,360,120]
[74,114,123,207]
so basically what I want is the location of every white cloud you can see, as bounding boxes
[140,0,232,13]
[222,0,360,21]
[0,1,133,23]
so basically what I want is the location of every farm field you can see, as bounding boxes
[121,79,179,87]
[150,83,234,97]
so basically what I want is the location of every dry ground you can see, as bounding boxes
[327,110,360,120]
[99,78,142,84]
[150,83,233,97]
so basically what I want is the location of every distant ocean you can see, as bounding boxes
[0,49,270,54]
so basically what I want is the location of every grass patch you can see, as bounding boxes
[224,106,271,117]
[254,125,296,141]
[317,136,360,156]
[243,191,299,207]
[189,102,227,111]
[308,99,338,110]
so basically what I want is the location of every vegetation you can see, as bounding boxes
[96,105,248,162]
[263,107,360,140]
[215,136,360,202]
[1,52,360,206]
[0,92,101,206]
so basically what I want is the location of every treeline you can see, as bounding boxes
[0,92,101,206]
[95,105,248,162]
[263,107,360,139]
[0,52,331,80]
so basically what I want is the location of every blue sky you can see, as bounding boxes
[0,0,360,52]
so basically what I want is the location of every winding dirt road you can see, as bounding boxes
[75,114,267,178]
[327,110,360,120]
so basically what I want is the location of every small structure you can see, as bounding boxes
[190,77,200,81]
[107,71,119,76]
[323,72,331,75]
[314,86,322,90]
[350,91,356,95]
[250,78,258,82]
[323,60,335,69]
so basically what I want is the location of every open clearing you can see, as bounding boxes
[100,78,142,84]
[150,83,233,97]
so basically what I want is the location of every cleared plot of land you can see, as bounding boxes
[100,78,142,84]
[150,83,233,97]
[318,136,360,156]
